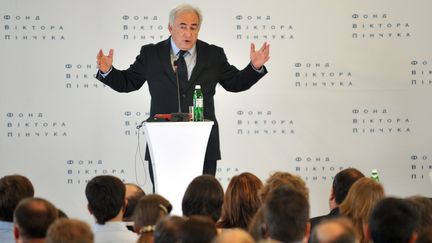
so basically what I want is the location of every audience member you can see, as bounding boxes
[249,171,309,242]
[263,185,310,243]
[259,171,309,201]
[406,196,432,232]
[85,175,137,243]
[154,216,187,243]
[217,172,263,229]
[179,215,217,243]
[310,168,364,230]
[366,197,420,243]
[46,218,94,243]
[248,207,265,242]
[134,194,171,243]
[0,175,34,243]
[123,183,146,226]
[0,174,34,243]
[13,197,58,243]
[310,218,357,243]
[339,177,384,243]
[214,228,255,243]
[56,208,68,219]
[182,175,224,222]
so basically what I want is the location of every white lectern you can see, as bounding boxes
[143,121,214,215]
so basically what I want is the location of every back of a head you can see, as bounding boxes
[310,218,357,243]
[179,215,217,243]
[85,175,126,224]
[406,195,432,230]
[154,216,187,243]
[260,171,309,201]
[14,197,58,240]
[369,197,420,243]
[46,218,94,243]
[133,194,170,233]
[332,168,365,205]
[182,175,224,222]
[263,185,310,242]
[0,174,34,222]
[248,207,265,242]
[124,183,146,220]
[214,228,255,243]
[218,172,263,229]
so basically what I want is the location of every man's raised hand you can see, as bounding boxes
[96,49,114,73]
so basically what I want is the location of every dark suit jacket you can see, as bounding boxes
[97,37,267,160]
[309,207,340,243]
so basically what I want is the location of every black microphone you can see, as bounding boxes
[171,60,190,122]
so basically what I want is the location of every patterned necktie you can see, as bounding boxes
[176,50,188,89]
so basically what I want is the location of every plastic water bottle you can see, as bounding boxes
[193,85,204,121]
[371,169,379,182]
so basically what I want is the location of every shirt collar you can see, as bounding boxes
[0,221,14,229]
[93,221,129,232]
[170,37,196,57]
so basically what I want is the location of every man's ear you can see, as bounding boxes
[261,223,270,239]
[123,199,128,213]
[87,203,93,215]
[13,224,20,240]
[409,232,418,243]
[303,222,311,243]
[330,187,335,200]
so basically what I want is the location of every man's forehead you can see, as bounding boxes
[175,11,199,21]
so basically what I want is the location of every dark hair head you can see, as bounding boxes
[46,218,94,243]
[406,195,432,230]
[369,197,420,243]
[217,172,263,229]
[124,183,146,220]
[85,175,126,224]
[179,215,217,243]
[332,168,364,205]
[133,194,171,233]
[263,185,309,242]
[182,175,224,222]
[247,206,265,242]
[0,174,34,221]
[154,216,187,243]
[14,197,58,239]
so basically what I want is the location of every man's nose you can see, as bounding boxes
[184,28,193,37]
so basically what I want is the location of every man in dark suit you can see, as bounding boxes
[95,4,270,183]
[309,167,364,241]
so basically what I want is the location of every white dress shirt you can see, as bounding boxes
[93,221,138,243]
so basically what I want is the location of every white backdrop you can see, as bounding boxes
[1,0,432,222]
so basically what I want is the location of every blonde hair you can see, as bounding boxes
[259,171,309,201]
[339,177,384,243]
[46,218,94,243]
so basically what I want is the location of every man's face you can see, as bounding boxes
[169,11,200,50]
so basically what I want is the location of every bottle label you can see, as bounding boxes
[196,98,203,107]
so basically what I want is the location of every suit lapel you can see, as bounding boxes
[158,38,177,85]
